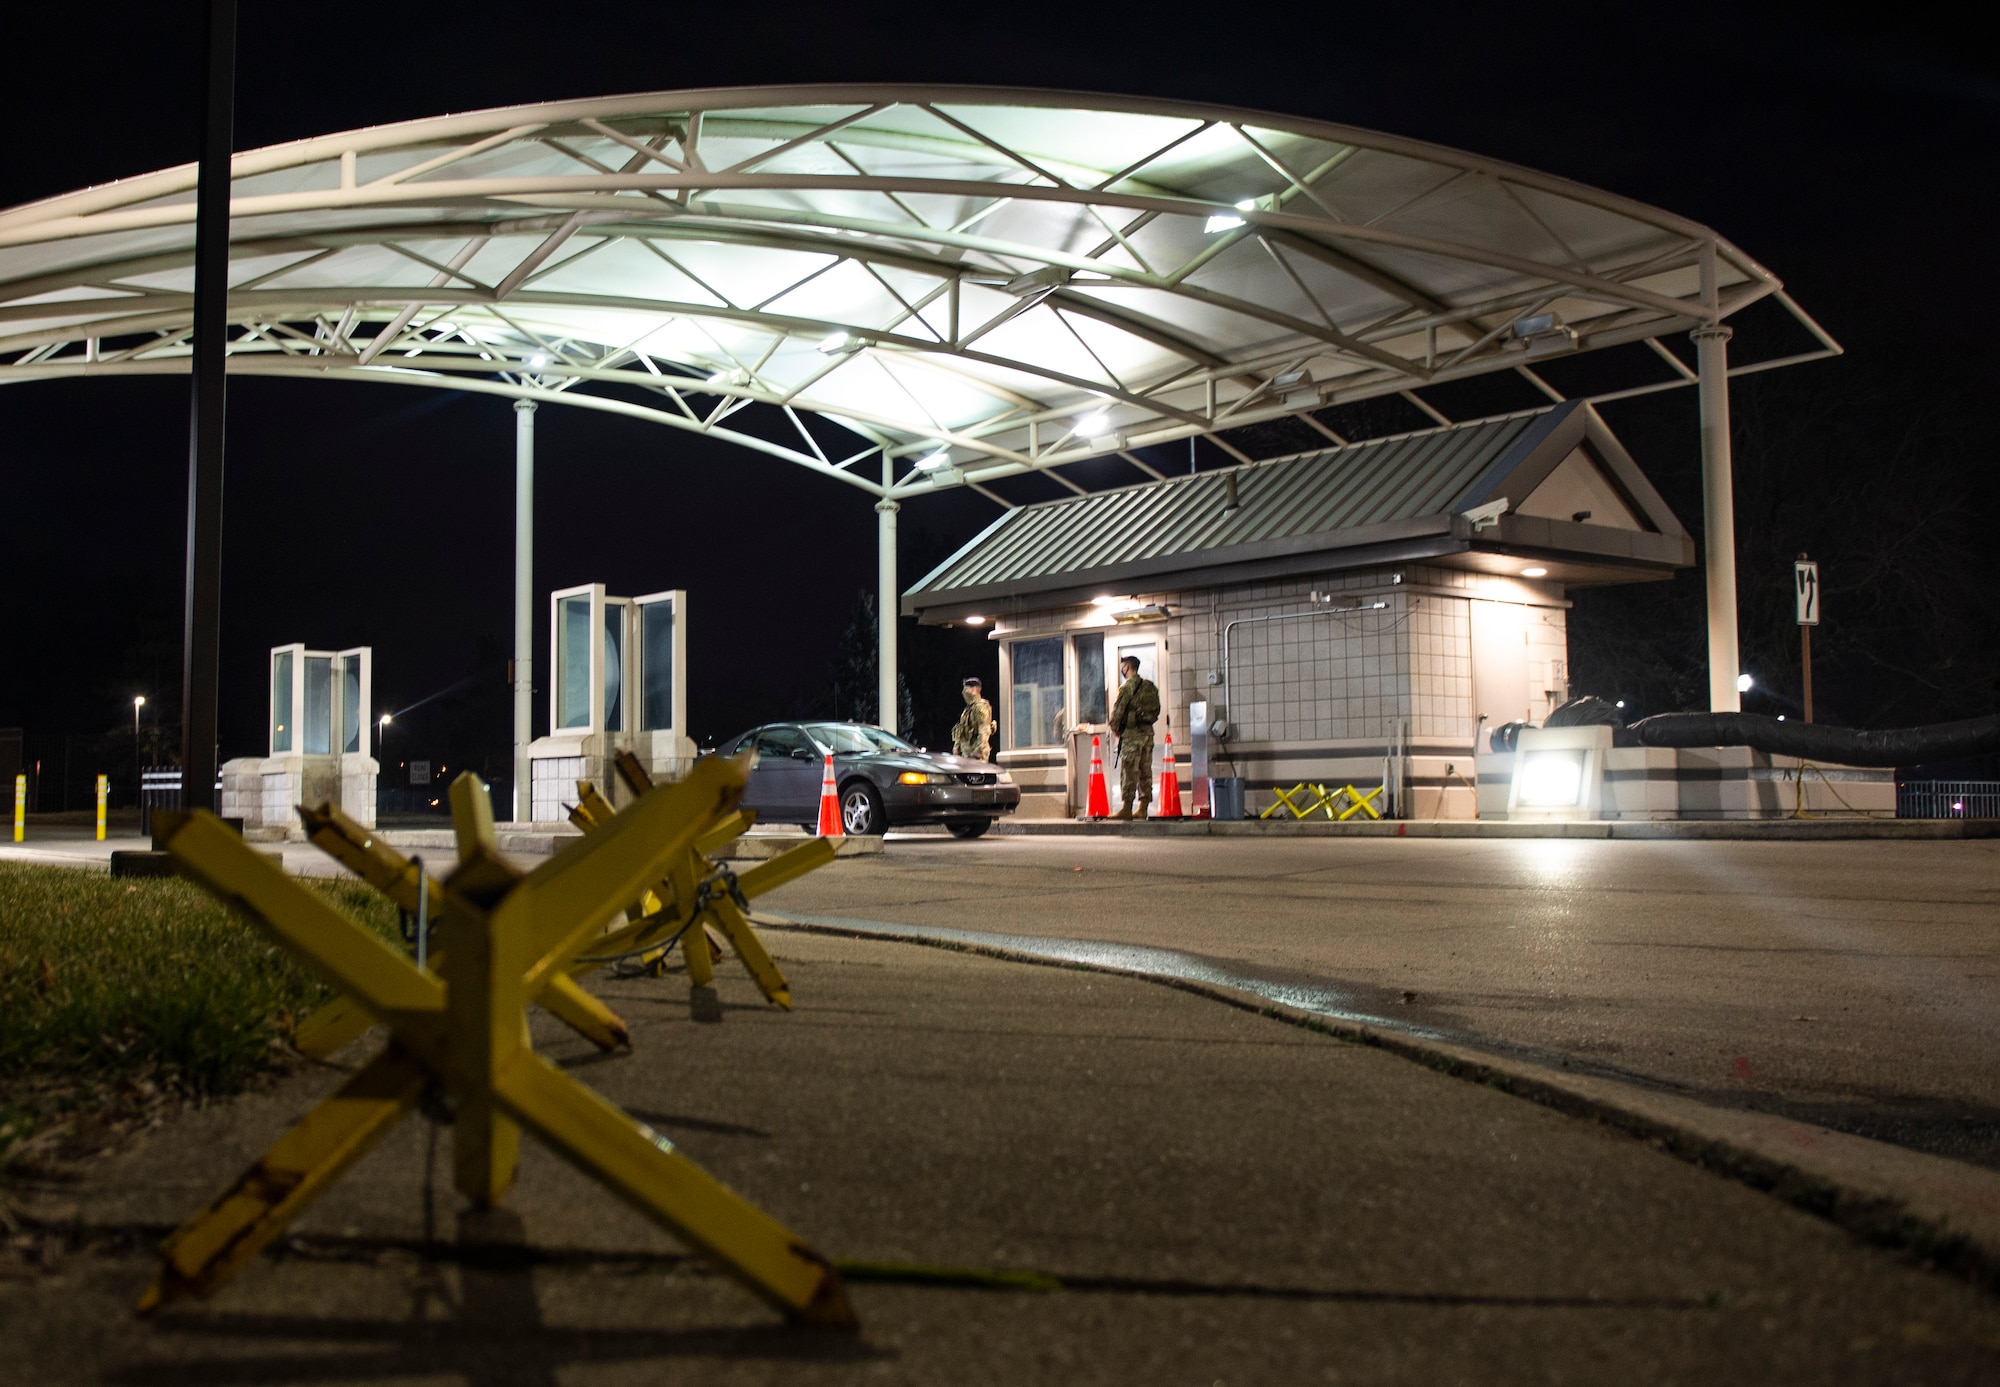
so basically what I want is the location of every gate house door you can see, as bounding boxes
[1109,635,1167,752]
[1470,600,1531,747]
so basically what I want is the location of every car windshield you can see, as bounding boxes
[802,722,917,755]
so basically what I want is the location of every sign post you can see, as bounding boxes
[1794,555,1819,724]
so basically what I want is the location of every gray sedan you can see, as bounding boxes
[715,721,1020,837]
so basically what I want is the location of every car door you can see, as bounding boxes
[748,725,821,821]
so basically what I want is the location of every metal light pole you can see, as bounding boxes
[133,695,146,814]
[179,0,237,813]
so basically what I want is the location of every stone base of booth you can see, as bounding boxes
[524,731,697,822]
[221,755,377,839]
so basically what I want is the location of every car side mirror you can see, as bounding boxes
[792,748,816,761]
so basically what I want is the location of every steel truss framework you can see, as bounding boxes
[0,85,1837,505]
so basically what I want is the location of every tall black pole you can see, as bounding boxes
[181,0,237,814]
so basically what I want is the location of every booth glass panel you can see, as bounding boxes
[341,658,361,754]
[1009,637,1064,748]
[1072,633,1106,725]
[557,595,591,730]
[641,601,674,730]
[271,651,293,752]
[603,603,626,733]
[303,657,333,755]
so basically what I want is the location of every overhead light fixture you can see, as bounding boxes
[914,450,952,472]
[1737,672,1755,693]
[1521,566,1548,578]
[1204,212,1245,233]
[964,615,986,625]
[1076,410,1112,438]
[379,713,392,726]
[705,367,749,388]
[1089,594,1129,607]
[1511,312,1559,339]
[817,330,863,354]
[1111,603,1171,624]
[528,353,549,368]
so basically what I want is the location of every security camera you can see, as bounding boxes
[1460,498,1510,532]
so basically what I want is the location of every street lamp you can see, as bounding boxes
[132,695,146,822]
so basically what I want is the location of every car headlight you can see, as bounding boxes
[998,771,1014,785]
[898,771,931,785]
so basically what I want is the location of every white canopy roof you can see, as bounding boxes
[0,85,1836,502]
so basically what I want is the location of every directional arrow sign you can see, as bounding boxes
[1795,560,1820,626]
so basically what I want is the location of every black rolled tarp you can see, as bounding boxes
[1624,711,2000,767]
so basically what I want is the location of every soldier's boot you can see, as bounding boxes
[1134,798,1152,820]
[1114,798,1134,821]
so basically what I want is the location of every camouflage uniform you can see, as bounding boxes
[952,690,994,761]
[1109,672,1160,816]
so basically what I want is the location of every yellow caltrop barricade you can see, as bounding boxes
[564,750,822,1007]
[286,754,829,1061]
[139,758,855,1328]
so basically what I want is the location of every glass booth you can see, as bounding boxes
[220,644,377,838]
[526,585,690,821]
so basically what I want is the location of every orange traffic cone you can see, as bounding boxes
[1156,729,1184,817]
[815,752,844,838]
[1085,735,1111,818]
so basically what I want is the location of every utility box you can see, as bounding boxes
[525,585,691,821]
[222,644,377,838]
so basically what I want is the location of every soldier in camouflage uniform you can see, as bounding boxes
[1109,655,1160,820]
[952,677,995,761]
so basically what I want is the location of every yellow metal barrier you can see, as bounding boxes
[139,760,855,1329]
[1258,781,1385,821]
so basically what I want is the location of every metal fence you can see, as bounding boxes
[1897,781,2000,819]
[139,767,223,834]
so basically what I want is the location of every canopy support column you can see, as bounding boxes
[512,400,536,821]
[1693,242,1740,713]
[876,480,899,733]
[179,0,236,815]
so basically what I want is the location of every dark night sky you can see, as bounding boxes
[2,4,1995,783]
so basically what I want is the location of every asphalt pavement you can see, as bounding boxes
[7,929,1999,1384]
[773,833,2000,1168]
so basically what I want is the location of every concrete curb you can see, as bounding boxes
[376,827,883,859]
[765,912,2000,1291]
[994,817,1998,840]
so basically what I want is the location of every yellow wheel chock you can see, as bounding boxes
[138,758,854,1329]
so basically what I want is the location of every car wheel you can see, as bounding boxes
[946,819,993,840]
[840,780,885,835]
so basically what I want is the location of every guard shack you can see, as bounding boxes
[524,584,690,821]
[904,403,1700,820]
[223,644,376,837]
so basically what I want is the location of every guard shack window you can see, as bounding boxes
[1072,632,1107,726]
[1009,637,1064,748]
[639,595,675,731]
[557,594,592,730]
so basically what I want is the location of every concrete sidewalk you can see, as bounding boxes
[5,930,1999,1383]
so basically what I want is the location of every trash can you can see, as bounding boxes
[1210,776,1246,821]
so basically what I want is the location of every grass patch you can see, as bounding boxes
[0,863,399,1167]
